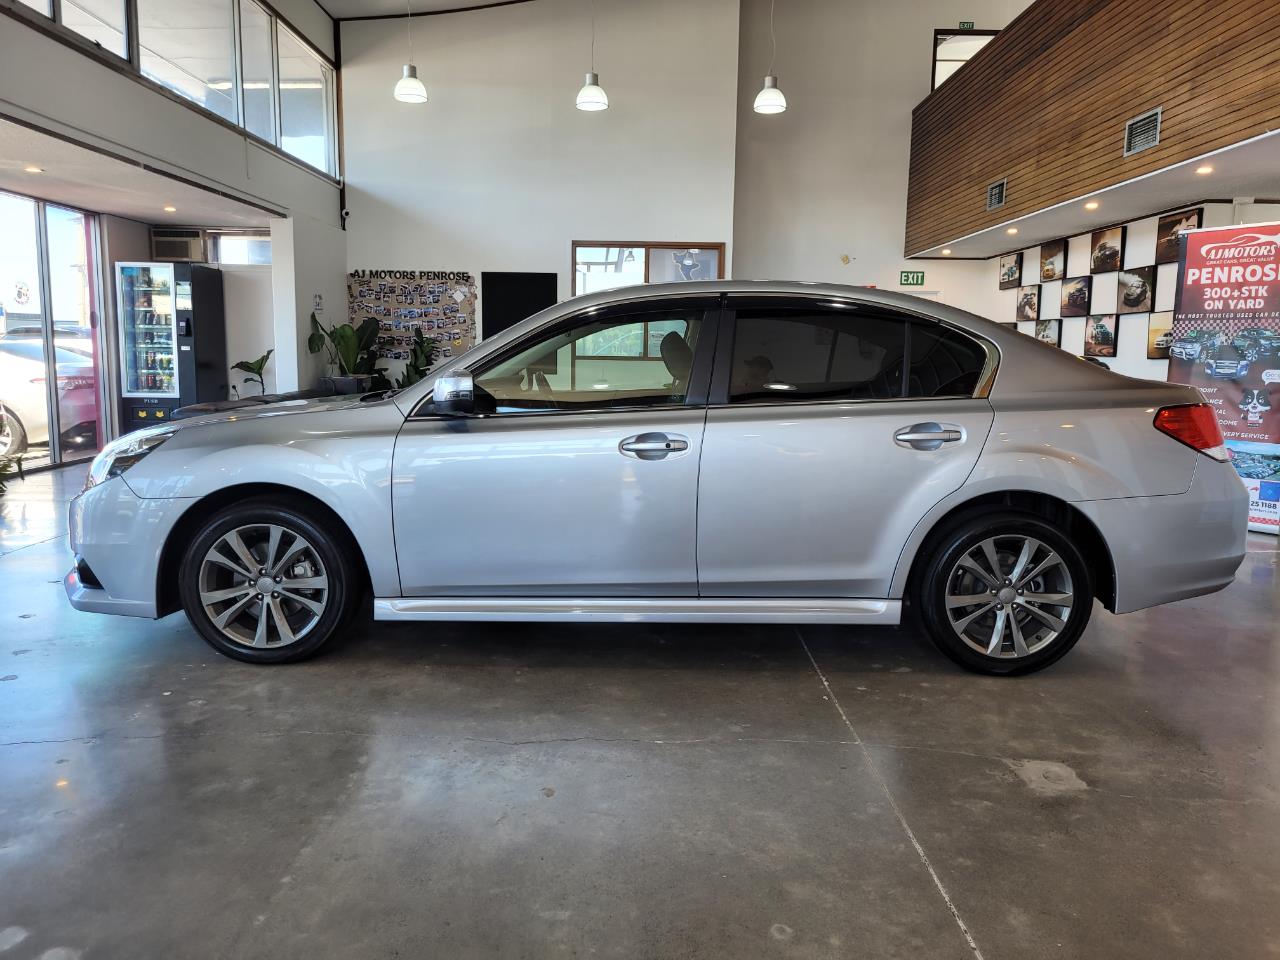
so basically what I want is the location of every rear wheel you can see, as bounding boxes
[914,512,1093,675]
[0,408,27,458]
[178,498,358,664]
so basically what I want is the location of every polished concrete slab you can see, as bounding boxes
[1,464,1278,959]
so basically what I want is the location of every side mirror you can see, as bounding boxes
[433,370,475,416]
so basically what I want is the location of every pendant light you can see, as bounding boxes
[576,0,608,111]
[753,0,786,115]
[393,0,428,104]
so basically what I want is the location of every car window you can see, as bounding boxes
[727,308,907,404]
[472,309,703,413]
[906,324,988,398]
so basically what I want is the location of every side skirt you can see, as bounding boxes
[373,597,902,624]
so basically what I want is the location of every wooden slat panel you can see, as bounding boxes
[904,0,1280,255]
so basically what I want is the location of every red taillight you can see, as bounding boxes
[1154,404,1229,462]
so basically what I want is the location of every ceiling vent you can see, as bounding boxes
[150,228,206,262]
[1124,108,1162,157]
[985,178,1007,211]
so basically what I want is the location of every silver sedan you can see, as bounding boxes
[65,282,1248,675]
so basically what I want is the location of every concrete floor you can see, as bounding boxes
[1,464,1278,960]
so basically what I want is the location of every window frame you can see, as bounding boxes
[710,295,998,407]
[410,297,723,420]
[930,28,1000,92]
[571,241,727,296]
[0,0,339,183]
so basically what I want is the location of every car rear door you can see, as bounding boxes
[392,298,718,597]
[695,296,996,598]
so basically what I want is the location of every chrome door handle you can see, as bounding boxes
[894,422,964,451]
[619,432,689,460]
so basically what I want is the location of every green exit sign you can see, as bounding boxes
[959,20,975,29]
[900,270,926,287]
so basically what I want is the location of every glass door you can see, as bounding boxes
[117,263,179,399]
[0,193,53,467]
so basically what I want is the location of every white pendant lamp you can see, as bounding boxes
[393,0,428,103]
[576,0,608,111]
[753,0,786,115]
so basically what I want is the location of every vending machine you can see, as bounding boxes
[116,262,227,431]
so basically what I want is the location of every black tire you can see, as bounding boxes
[178,497,359,664]
[913,510,1093,676]
[0,407,28,458]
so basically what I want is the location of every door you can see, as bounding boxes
[696,299,996,598]
[393,299,718,597]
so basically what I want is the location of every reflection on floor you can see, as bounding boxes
[0,463,1278,959]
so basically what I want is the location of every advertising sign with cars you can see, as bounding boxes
[1169,222,1280,531]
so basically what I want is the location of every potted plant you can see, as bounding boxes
[307,313,389,394]
[231,349,273,396]
[394,329,439,388]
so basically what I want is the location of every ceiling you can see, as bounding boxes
[318,0,531,18]
[912,131,1280,260]
[0,119,274,228]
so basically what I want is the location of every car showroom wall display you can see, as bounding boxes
[347,269,478,365]
[1169,222,1280,532]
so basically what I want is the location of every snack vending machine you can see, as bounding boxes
[116,262,227,431]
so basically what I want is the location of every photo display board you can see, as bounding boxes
[1168,222,1280,532]
[347,269,477,363]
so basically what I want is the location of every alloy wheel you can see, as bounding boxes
[944,535,1075,659]
[197,523,329,649]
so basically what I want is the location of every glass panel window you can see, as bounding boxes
[139,0,238,123]
[17,0,53,17]
[575,246,645,295]
[61,0,127,58]
[932,32,996,90]
[44,205,102,460]
[648,247,721,283]
[906,323,987,398]
[728,308,908,404]
[239,0,276,142]
[0,193,52,466]
[277,25,334,173]
[214,234,272,265]
[474,310,703,413]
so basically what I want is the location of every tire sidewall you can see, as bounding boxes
[916,512,1093,676]
[179,499,353,664]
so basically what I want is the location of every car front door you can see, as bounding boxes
[393,298,717,597]
[696,297,996,598]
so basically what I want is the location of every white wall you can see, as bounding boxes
[731,0,1031,313]
[221,265,277,396]
[339,0,741,332]
[270,214,347,391]
[268,0,336,61]
[0,14,340,227]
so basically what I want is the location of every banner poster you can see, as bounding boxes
[1168,222,1280,532]
[347,269,477,365]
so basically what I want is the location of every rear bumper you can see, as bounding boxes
[1075,458,1249,614]
[63,477,192,619]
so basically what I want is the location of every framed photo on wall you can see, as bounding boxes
[1147,311,1174,359]
[1016,284,1041,321]
[1090,226,1125,273]
[1117,265,1156,314]
[1155,208,1203,264]
[1060,275,1092,317]
[1034,319,1061,347]
[1040,239,1066,282]
[998,252,1023,290]
[1084,314,1120,358]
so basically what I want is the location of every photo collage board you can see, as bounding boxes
[347,269,478,364]
[995,208,1202,366]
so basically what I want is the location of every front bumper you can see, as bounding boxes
[1075,457,1249,614]
[63,477,193,619]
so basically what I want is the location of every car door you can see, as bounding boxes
[393,298,718,597]
[696,297,996,598]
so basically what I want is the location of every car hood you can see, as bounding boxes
[168,393,379,429]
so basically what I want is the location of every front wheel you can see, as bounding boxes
[179,498,358,664]
[914,512,1093,676]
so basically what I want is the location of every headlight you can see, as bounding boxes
[84,426,177,490]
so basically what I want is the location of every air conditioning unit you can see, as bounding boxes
[150,228,207,262]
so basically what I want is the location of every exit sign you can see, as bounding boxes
[959,20,975,29]
[900,270,926,286]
